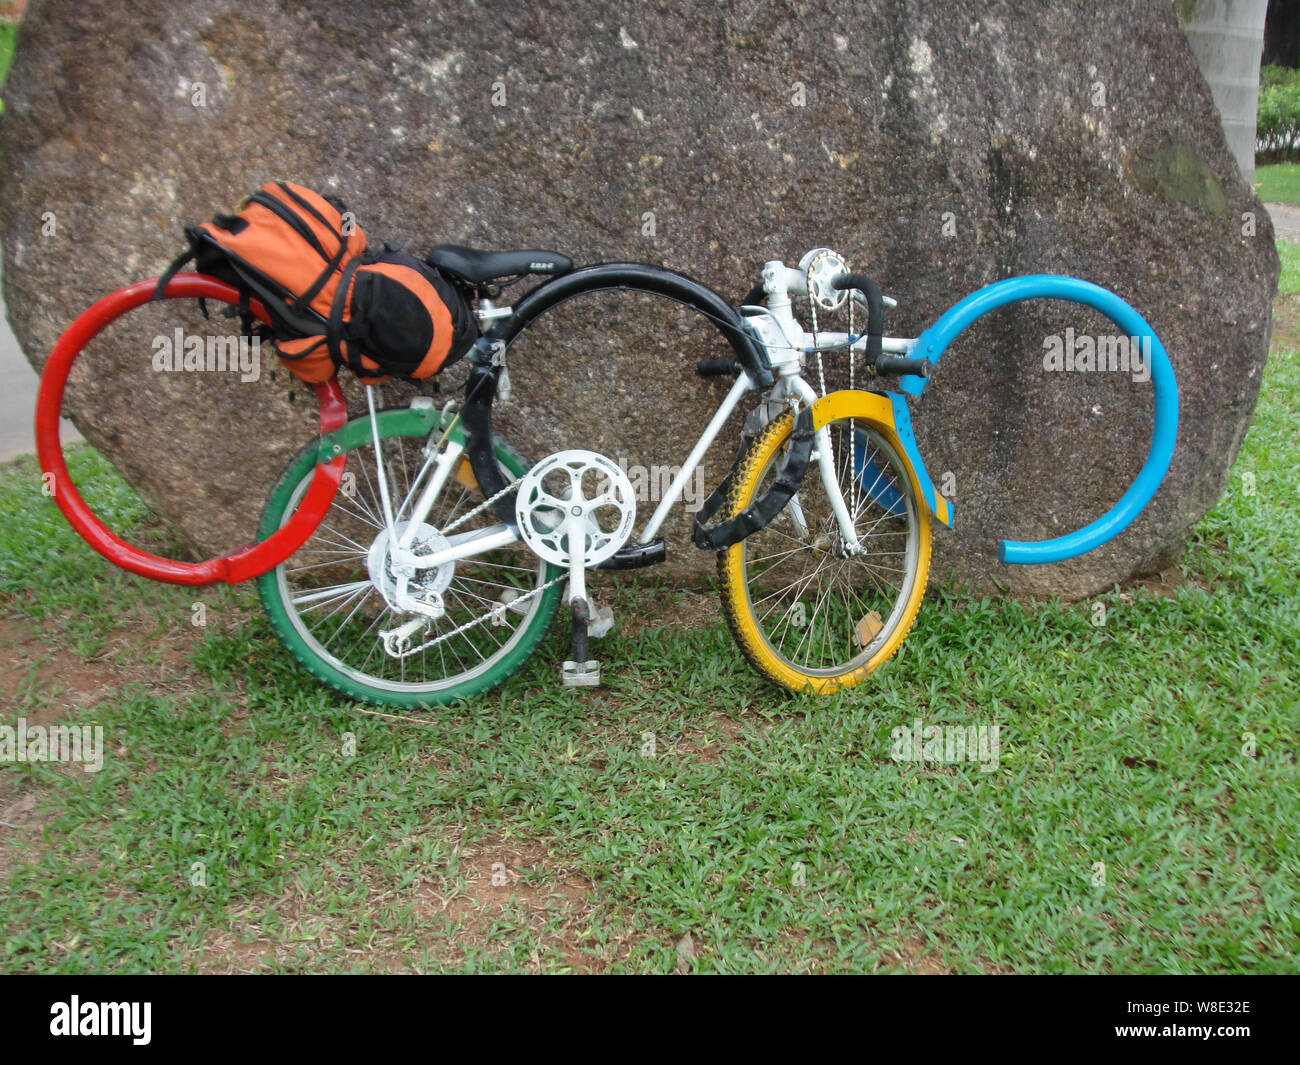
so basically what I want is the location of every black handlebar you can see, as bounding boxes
[874,355,932,378]
[830,272,884,367]
[720,269,930,381]
[696,358,744,378]
[827,273,931,377]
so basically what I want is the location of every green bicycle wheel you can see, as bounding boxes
[256,405,562,707]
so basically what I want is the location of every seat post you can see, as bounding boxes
[474,297,513,325]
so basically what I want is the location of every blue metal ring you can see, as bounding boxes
[903,275,1179,565]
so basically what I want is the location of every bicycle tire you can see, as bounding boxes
[717,390,931,693]
[256,407,562,707]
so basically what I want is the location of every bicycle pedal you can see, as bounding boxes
[562,659,601,687]
[587,605,615,639]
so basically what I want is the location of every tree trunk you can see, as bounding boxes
[1180,0,1271,183]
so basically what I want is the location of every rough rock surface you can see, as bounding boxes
[0,0,1278,597]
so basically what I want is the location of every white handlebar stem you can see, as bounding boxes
[763,261,810,303]
[763,256,899,310]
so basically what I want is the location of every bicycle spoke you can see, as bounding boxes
[266,428,559,699]
[735,417,922,678]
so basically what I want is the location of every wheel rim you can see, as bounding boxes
[738,420,922,678]
[270,433,552,693]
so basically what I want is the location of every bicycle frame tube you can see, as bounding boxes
[460,262,775,528]
[394,371,760,569]
[344,405,520,575]
[382,436,475,570]
[401,440,463,524]
[411,524,518,565]
[638,371,872,547]
[640,372,754,542]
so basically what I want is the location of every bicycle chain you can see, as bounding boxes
[381,461,547,659]
[807,258,860,516]
[806,257,859,400]
[439,472,524,536]
[809,278,827,399]
[387,571,566,658]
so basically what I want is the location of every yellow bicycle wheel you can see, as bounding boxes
[717,390,931,693]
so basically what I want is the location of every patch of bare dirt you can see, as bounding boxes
[880,936,954,974]
[189,827,641,974]
[194,902,354,975]
[425,830,608,972]
[0,611,214,720]
[671,712,750,764]
[613,585,721,640]
[1120,565,1211,599]
[0,618,121,721]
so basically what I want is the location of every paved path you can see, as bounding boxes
[1265,202,1300,243]
[0,243,80,462]
[0,250,40,462]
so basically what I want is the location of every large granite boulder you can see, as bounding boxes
[0,0,1278,597]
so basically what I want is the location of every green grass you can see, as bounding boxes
[0,19,15,116]
[1277,241,1300,298]
[0,20,14,81]
[1256,162,1300,205]
[1,251,1297,973]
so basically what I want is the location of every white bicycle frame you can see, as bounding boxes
[367,258,915,576]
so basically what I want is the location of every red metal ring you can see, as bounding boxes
[35,274,347,586]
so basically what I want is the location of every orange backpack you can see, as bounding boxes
[157,181,477,384]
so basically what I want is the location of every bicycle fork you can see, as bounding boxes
[783,379,862,551]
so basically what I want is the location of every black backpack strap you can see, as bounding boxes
[692,406,815,550]
[293,240,351,314]
[248,189,331,261]
[326,258,365,375]
[152,247,196,301]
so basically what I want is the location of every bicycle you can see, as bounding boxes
[36,246,1179,706]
